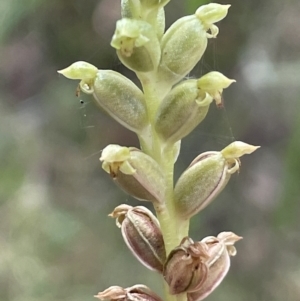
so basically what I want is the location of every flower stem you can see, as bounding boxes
[139,77,189,301]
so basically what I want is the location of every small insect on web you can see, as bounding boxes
[76,84,81,97]
[216,95,224,109]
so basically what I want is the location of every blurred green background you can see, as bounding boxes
[1,0,300,301]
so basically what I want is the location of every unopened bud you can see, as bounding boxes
[158,3,230,86]
[155,80,211,144]
[174,142,260,219]
[188,232,242,301]
[95,284,163,301]
[155,72,235,144]
[109,205,166,272]
[121,1,165,40]
[111,18,161,73]
[100,145,166,204]
[58,62,148,134]
[163,237,210,294]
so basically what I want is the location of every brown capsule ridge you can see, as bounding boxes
[187,251,230,301]
[110,205,166,272]
[163,238,210,294]
[95,284,163,301]
[125,285,163,301]
[122,208,166,272]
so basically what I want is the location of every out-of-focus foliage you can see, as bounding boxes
[0,0,300,301]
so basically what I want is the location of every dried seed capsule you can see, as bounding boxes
[109,205,166,272]
[95,284,163,301]
[163,237,210,294]
[111,18,161,73]
[158,3,230,86]
[100,144,166,204]
[57,62,148,134]
[187,232,242,301]
[174,142,260,219]
[155,72,235,144]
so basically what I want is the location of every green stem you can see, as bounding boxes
[139,76,190,301]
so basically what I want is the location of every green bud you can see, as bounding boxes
[174,142,260,219]
[58,61,148,134]
[144,7,166,41]
[100,145,166,204]
[163,237,209,294]
[111,18,161,73]
[121,1,165,40]
[158,15,207,86]
[155,80,211,144]
[109,205,166,272]
[92,69,148,133]
[158,3,230,86]
[188,232,242,301]
[121,0,141,19]
[95,285,163,301]
[155,72,235,144]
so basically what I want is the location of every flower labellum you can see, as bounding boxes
[100,144,166,204]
